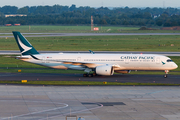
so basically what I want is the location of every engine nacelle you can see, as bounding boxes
[115,70,131,74]
[95,65,114,76]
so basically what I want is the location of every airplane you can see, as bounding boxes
[12,31,178,78]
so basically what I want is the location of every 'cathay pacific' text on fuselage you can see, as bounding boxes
[120,56,154,60]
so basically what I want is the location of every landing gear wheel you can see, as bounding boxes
[83,74,88,77]
[93,72,97,76]
[88,74,93,77]
[164,70,169,78]
[164,74,167,78]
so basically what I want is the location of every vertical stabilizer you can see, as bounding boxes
[12,31,39,55]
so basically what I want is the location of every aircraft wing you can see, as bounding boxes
[30,55,121,69]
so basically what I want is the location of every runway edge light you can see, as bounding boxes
[21,80,27,83]
[103,81,107,84]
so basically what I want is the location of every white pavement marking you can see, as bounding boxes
[38,103,103,120]
[1,100,68,120]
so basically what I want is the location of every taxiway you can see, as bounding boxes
[0,50,180,56]
[1,32,180,38]
[0,73,180,84]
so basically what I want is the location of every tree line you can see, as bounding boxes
[1,5,180,27]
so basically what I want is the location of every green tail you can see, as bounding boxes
[12,31,39,55]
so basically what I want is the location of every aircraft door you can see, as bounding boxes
[156,58,160,64]
[77,57,81,61]
[42,56,46,63]
[125,59,129,64]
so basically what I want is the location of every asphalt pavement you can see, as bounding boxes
[0,50,180,56]
[0,73,180,84]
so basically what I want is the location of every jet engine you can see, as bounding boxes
[95,65,114,76]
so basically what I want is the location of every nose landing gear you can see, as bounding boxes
[164,70,169,78]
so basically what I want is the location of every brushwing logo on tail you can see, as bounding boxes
[17,36,32,53]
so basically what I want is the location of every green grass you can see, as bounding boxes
[0,80,180,86]
[1,35,180,51]
[0,25,180,33]
[168,56,180,72]
[0,25,139,33]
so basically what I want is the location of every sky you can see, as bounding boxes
[1,0,180,8]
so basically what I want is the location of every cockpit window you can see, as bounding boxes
[167,59,173,62]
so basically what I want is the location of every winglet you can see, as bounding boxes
[12,31,39,55]
[89,50,95,54]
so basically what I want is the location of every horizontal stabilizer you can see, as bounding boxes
[4,56,30,59]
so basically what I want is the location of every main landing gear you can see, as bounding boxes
[164,70,169,78]
[83,68,97,77]
[83,72,97,77]
[83,73,93,77]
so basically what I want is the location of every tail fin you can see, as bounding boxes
[12,31,39,55]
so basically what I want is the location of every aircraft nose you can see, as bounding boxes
[173,62,178,69]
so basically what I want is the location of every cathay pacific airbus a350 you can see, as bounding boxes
[12,31,178,78]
